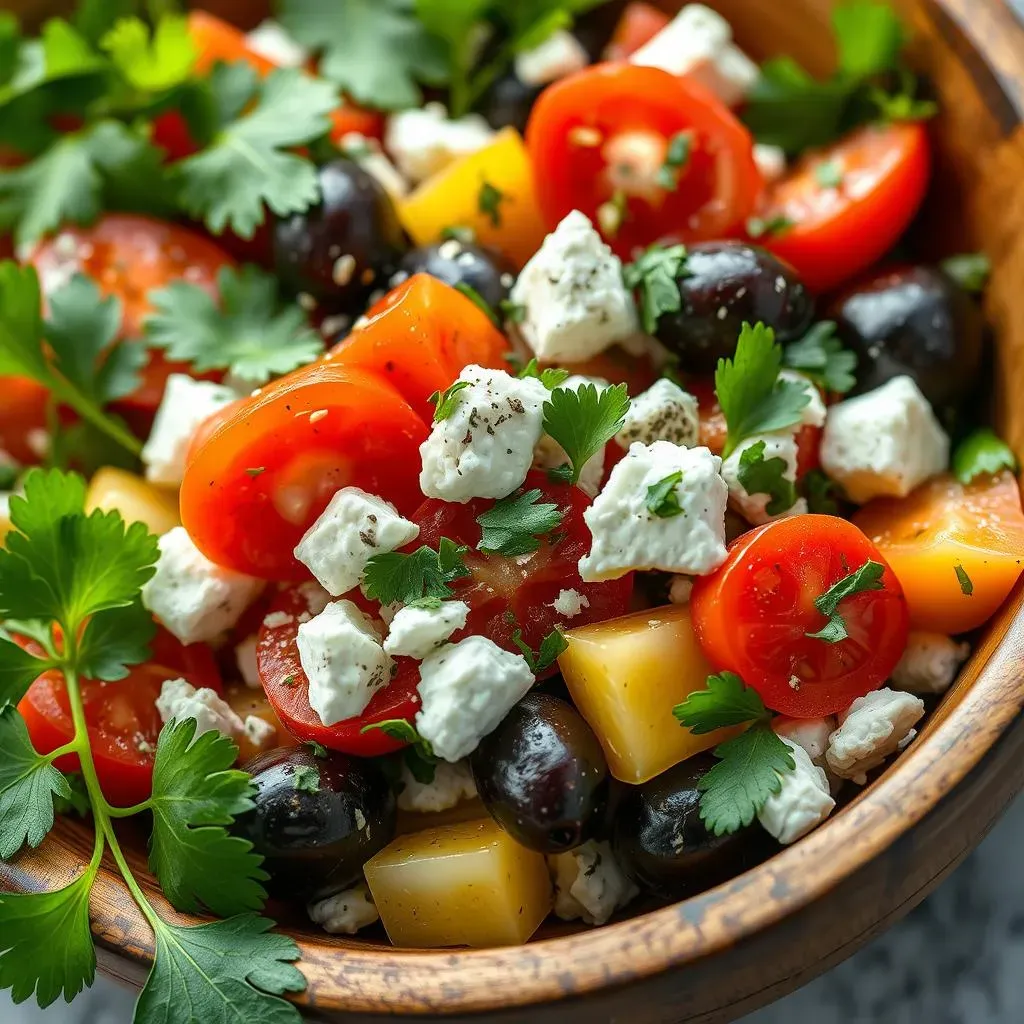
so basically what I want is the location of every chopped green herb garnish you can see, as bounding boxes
[952,428,1018,484]
[736,440,798,516]
[783,321,857,394]
[512,627,568,674]
[623,243,689,334]
[362,538,470,605]
[656,131,693,191]
[477,489,564,556]
[542,383,630,486]
[941,252,992,294]
[428,380,472,422]
[477,179,505,227]
[955,563,974,596]
[517,357,569,390]
[806,560,886,643]
[645,471,685,519]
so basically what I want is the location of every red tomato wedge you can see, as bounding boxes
[690,515,909,717]
[181,362,429,580]
[526,63,760,258]
[754,123,931,294]
[151,627,225,694]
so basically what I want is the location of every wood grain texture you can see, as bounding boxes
[3,1,1024,1022]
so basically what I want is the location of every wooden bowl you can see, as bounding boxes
[4,1,1024,1021]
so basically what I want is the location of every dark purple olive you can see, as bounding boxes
[233,747,396,901]
[828,264,985,423]
[273,158,409,313]
[477,70,543,134]
[650,242,814,373]
[611,756,770,900]
[471,694,609,854]
[395,239,516,309]
[573,1,629,59]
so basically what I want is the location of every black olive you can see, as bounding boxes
[650,242,814,374]
[471,694,610,854]
[273,158,409,313]
[233,747,396,901]
[395,239,516,310]
[476,71,543,134]
[612,756,770,900]
[828,264,985,424]
[573,1,629,59]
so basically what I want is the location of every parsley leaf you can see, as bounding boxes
[76,597,156,683]
[716,322,810,458]
[736,440,798,516]
[429,379,471,421]
[645,471,684,518]
[512,627,567,674]
[955,563,973,596]
[953,428,1018,484]
[623,243,688,334]
[362,538,470,605]
[746,214,794,239]
[0,638,50,707]
[657,130,693,191]
[477,179,505,227]
[673,671,769,734]
[292,764,320,793]
[518,358,569,390]
[783,321,857,394]
[941,252,991,294]
[362,719,438,783]
[100,14,196,93]
[803,468,842,515]
[477,488,564,556]
[806,559,885,643]
[542,382,630,486]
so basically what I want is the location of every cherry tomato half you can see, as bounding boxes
[690,515,909,717]
[526,63,760,258]
[754,123,931,294]
[151,627,225,693]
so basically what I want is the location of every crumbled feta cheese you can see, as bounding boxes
[294,487,420,597]
[721,432,807,526]
[511,211,639,363]
[156,678,244,742]
[781,370,827,428]
[308,885,380,935]
[245,19,309,67]
[753,143,787,183]
[142,527,263,645]
[579,442,728,582]
[820,376,950,503]
[396,759,477,813]
[416,636,535,762]
[757,739,835,845]
[383,600,470,659]
[826,687,926,782]
[549,840,638,926]
[549,589,590,619]
[141,374,236,486]
[338,132,409,201]
[243,715,277,750]
[773,716,836,764]
[385,102,495,183]
[616,378,700,449]
[419,365,548,502]
[263,610,293,630]
[514,29,589,86]
[235,635,261,689]
[669,576,693,604]
[297,601,394,727]
[298,581,332,616]
[891,632,971,695]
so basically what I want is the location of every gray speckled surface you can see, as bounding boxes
[5,795,1023,1023]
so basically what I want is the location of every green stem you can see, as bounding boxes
[106,800,152,819]
[45,741,79,762]
[47,376,143,458]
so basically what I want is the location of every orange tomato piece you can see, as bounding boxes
[188,10,279,76]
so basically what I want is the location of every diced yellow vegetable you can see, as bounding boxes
[85,468,180,536]
[364,819,552,948]
[224,686,288,764]
[396,797,487,836]
[398,128,548,268]
[559,604,738,784]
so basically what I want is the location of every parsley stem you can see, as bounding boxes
[106,800,152,818]
[47,375,144,458]
[45,741,79,762]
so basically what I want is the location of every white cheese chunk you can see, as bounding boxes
[141,374,236,487]
[245,19,310,67]
[235,635,261,689]
[297,601,394,727]
[549,840,639,926]
[514,29,589,86]
[753,143,787,183]
[294,487,420,597]
[891,632,971,695]
[511,210,639,363]
[549,589,590,619]
[820,376,950,503]
[243,715,277,751]
[616,378,700,449]
[383,600,470,659]
[396,759,478,813]
[826,687,926,782]
[156,678,244,742]
[338,132,409,201]
[757,739,835,845]
[385,102,495,183]
[579,442,728,582]
[415,635,535,762]
[419,365,548,503]
[668,575,694,604]
[721,432,807,526]
[142,527,263,645]
[782,370,827,428]
[307,885,380,935]
[773,716,836,764]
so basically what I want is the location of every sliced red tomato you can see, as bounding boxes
[690,515,909,717]
[526,63,760,258]
[754,123,931,294]
[329,104,385,145]
[188,10,279,76]
[0,376,49,465]
[180,362,429,580]
[605,2,672,60]
[151,627,224,693]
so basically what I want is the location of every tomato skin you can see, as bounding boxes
[151,627,224,693]
[526,63,760,258]
[691,515,909,717]
[329,105,385,144]
[605,2,672,60]
[0,376,49,464]
[755,123,931,294]
[188,10,278,76]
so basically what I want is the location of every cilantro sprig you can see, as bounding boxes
[542,382,630,485]
[623,243,688,335]
[477,489,564,556]
[363,719,439,785]
[518,358,569,390]
[782,321,857,394]
[362,538,470,605]
[952,428,1018,485]
[512,627,568,674]
[646,471,684,519]
[806,559,885,643]
[736,440,798,517]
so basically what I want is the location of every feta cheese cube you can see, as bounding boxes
[234,635,261,689]
[549,840,638,926]
[781,370,827,428]
[419,365,548,502]
[294,487,420,597]
[820,376,950,503]
[579,442,728,582]
[307,884,380,935]
[383,600,470,659]
[511,210,639,363]
[338,132,409,201]
[385,102,495,184]
[297,601,394,727]
[753,143,787,183]
[245,19,310,67]
[891,632,971,695]
[549,589,590,619]
[141,374,236,486]
[826,687,926,782]
[773,716,836,764]
[721,432,807,526]
[514,29,589,86]
[415,635,535,762]
[704,45,760,107]
[615,378,700,449]
[243,715,277,751]
[156,678,244,742]
[669,575,693,604]
[757,739,835,845]
[396,759,477,813]
[142,527,264,645]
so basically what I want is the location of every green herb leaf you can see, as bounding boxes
[673,671,769,734]
[477,178,505,226]
[512,627,567,674]
[941,252,991,294]
[362,538,470,605]
[429,379,471,421]
[656,130,692,191]
[736,440,798,517]
[51,770,91,819]
[362,718,438,783]
[955,563,973,596]
[477,488,564,556]
[623,243,688,334]
[746,214,794,239]
[76,597,156,683]
[292,764,320,794]
[783,321,857,394]
[832,0,904,78]
[814,159,844,189]
[645,471,684,519]
[0,637,50,707]
[542,382,630,485]
[100,14,196,93]
[803,468,841,515]
[453,282,499,325]
[499,298,525,324]
[952,428,1018,484]
[806,559,885,643]
[517,357,569,390]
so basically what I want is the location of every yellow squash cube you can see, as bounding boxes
[364,819,552,948]
[86,468,180,536]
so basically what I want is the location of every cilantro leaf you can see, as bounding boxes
[955,563,973,596]
[100,14,196,93]
[941,252,991,294]
[362,719,438,783]
[806,559,885,643]
[145,264,324,385]
[429,379,472,421]
[292,764,320,793]
[782,321,857,394]
[477,489,564,556]
[477,179,505,227]
[803,468,841,515]
[0,638,49,707]
[657,130,692,191]
[673,671,769,734]
[512,627,567,674]
[953,428,1018,484]
[736,440,798,517]
[645,471,684,519]
[746,214,794,240]
[362,538,469,605]
[0,706,70,858]
[542,382,630,486]
[76,597,156,682]
[518,358,569,390]
[623,243,688,334]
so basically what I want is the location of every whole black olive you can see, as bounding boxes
[650,242,814,373]
[476,71,543,134]
[612,756,770,900]
[233,747,396,901]
[396,239,516,310]
[471,694,610,853]
[829,264,985,423]
[273,158,409,313]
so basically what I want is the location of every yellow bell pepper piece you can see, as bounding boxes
[86,468,180,536]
